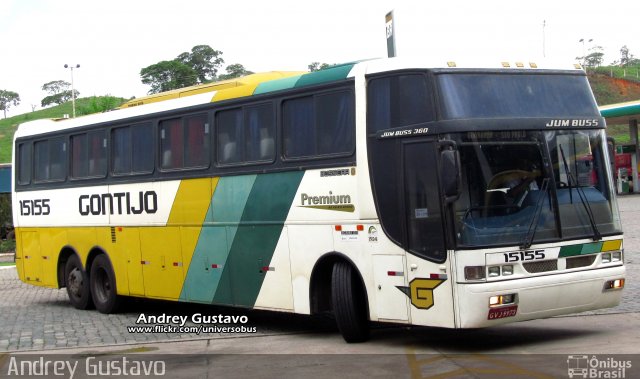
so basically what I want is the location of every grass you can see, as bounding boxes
[593,65,640,83]
[606,124,632,145]
[0,239,15,254]
[0,96,127,162]
[0,262,15,267]
[587,67,640,144]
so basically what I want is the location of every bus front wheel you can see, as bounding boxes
[65,255,93,310]
[90,255,121,314]
[331,261,370,343]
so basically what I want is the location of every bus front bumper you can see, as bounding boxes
[455,265,626,328]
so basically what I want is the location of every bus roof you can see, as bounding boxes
[119,71,305,108]
[357,57,585,75]
[14,63,359,140]
[14,57,584,140]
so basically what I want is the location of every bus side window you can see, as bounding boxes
[367,74,435,133]
[283,91,354,159]
[216,109,243,165]
[283,96,314,158]
[316,91,354,156]
[245,103,274,162]
[71,130,107,179]
[112,123,152,175]
[88,130,107,177]
[71,134,89,178]
[185,114,209,168]
[160,114,209,170]
[216,105,274,165]
[34,138,66,182]
[132,123,153,173]
[112,126,132,174]
[160,118,183,169]
[49,138,66,181]
[17,142,32,185]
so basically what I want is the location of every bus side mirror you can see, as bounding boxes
[440,141,461,203]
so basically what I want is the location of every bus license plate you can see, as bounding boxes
[488,305,518,320]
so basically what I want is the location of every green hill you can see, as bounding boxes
[0,96,126,162]
[587,68,640,145]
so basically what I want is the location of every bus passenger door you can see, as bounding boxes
[402,141,455,328]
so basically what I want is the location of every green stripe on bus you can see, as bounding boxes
[213,171,304,307]
[180,175,257,303]
[253,75,302,95]
[294,64,355,88]
[559,244,582,257]
[581,242,603,254]
[559,242,604,257]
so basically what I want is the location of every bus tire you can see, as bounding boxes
[64,255,93,310]
[331,261,370,343]
[90,254,122,314]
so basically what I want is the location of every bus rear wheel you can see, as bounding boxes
[331,261,370,343]
[90,255,121,314]
[65,255,93,310]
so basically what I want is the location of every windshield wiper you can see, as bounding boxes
[559,146,602,241]
[520,178,549,249]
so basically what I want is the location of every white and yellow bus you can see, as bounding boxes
[12,58,625,342]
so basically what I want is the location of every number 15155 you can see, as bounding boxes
[19,199,51,216]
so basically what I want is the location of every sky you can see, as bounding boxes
[1,0,639,117]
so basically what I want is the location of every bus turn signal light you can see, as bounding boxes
[604,279,625,290]
[489,293,516,307]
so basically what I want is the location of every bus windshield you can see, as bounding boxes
[452,129,622,248]
[438,73,598,119]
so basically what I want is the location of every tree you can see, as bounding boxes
[140,45,225,94]
[42,80,69,95]
[41,80,79,107]
[140,60,198,94]
[619,45,637,67]
[218,63,253,80]
[583,46,604,68]
[177,45,224,83]
[0,193,11,230]
[308,62,331,72]
[0,89,20,119]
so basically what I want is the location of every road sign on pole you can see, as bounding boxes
[385,11,396,58]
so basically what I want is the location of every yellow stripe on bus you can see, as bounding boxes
[166,177,219,291]
[211,83,260,102]
[167,177,217,226]
[601,239,622,252]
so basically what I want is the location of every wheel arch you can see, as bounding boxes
[57,246,78,288]
[309,252,369,317]
[86,246,110,275]
[57,245,111,288]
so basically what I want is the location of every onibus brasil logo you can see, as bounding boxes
[567,355,632,378]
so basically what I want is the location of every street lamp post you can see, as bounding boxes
[542,20,546,58]
[64,64,80,117]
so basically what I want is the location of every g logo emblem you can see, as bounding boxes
[397,278,445,310]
